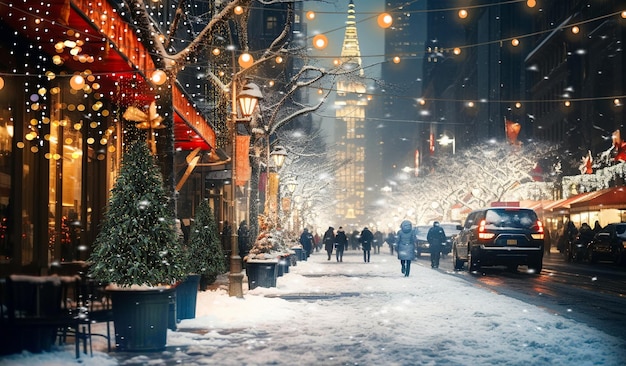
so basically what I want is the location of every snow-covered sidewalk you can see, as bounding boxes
[1,250,625,365]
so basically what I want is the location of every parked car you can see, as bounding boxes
[452,207,545,273]
[413,223,461,257]
[586,223,626,265]
[413,225,431,257]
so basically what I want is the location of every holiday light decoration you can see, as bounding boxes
[377,13,392,28]
[123,101,165,154]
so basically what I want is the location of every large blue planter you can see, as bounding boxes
[109,287,175,352]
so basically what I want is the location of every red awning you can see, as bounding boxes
[570,187,626,213]
[545,190,608,213]
[1,0,215,151]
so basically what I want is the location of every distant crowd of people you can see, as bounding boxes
[298,220,447,276]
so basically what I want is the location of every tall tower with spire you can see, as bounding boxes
[334,0,369,226]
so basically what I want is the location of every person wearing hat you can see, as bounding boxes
[323,226,335,261]
[359,227,374,263]
[335,227,348,262]
[396,220,416,276]
[427,221,446,268]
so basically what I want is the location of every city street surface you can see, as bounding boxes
[1,248,625,366]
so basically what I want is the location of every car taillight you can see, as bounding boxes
[478,219,495,239]
[531,220,544,240]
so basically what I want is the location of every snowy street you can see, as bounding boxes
[4,248,624,366]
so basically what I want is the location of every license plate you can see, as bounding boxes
[506,239,517,245]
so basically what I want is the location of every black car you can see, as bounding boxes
[413,223,461,257]
[586,223,626,265]
[453,207,545,273]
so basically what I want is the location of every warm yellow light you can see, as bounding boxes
[234,6,244,15]
[52,55,63,65]
[312,34,328,50]
[238,53,254,68]
[453,47,461,55]
[511,39,520,47]
[392,56,401,64]
[458,9,468,19]
[69,74,85,90]
[467,101,475,108]
[212,48,220,56]
[622,11,626,19]
[377,13,393,28]
[0,76,4,90]
[615,98,621,106]
[418,98,426,106]
[515,102,522,109]
[317,89,323,95]
[151,69,167,85]
[527,0,536,8]
[571,26,580,34]
[275,56,283,64]
[333,59,341,66]
[564,100,571,107]
[268,80,275,87]
[306,11,315,21]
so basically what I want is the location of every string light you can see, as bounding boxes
[238,53,254,68]
[306,11,315,21]
[571,26,580,34]
[234,6,244,15]
[312,34,328,50]
[392,56,401,64]
[527,0,536,8]
[377,13,393,28]
[511,39,520,47]
[458,9,468,19]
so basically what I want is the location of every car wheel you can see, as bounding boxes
[528,260,542,274]
[468,247,480,272]
[612,247,623,265]
[453,248,464,270]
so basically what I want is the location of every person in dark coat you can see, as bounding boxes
[373,230,383,254]
[237,220,250,258]
[427,221,447,268]
[299,228,313,257]
[323,227,335,261]
[593,220,602,234]
[350,230,360,250]
[335,227,348,262]
[359,227,374,263]
[386,231,397,255]
[396,220,416,276]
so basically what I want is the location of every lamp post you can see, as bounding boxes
[229,81,262,298]
[267,145,287,226]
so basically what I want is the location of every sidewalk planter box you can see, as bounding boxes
[289,253,297,266]
[109,287,175,352]
[292,247,307,261]
[279,255,290,274]
[175,274,200,322]
[246,259,279,290]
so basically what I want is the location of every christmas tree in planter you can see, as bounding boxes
[88,141,185,351]
[177,199,225,320]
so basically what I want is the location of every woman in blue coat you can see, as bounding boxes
[396,220,416,277]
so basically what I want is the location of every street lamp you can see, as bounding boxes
[229,80,262,298]
[438,134,455,155]
[270,145,287,169]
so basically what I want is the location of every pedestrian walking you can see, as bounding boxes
[386,231,396,255]
[300,228,314,258]
[313,232,321,252]
[323,226,335,261]
[335,227,348,262]
[350,230,360,250]
[427,221,446,268]
[359,227,374,263]
[373,230,383,254]
[396,220,416,276]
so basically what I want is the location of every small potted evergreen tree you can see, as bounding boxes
[88,141,185,352]
[176,199,225,321]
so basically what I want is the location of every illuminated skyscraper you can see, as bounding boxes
[334,0,369,225]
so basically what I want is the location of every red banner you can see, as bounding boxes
[235,135,251,186]
[505,118,521,144]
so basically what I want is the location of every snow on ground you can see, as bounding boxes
[1,250,625,365]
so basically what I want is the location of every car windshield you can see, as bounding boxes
[439,224,461,237]
[484,209,537,229]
